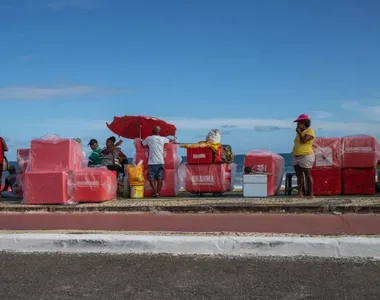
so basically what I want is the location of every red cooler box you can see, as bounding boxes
[244,150,285,196]
[30,139,83,172]
[72,168,117,202]
[186,147,213,164]
[134,139,181,169]
[17,148,30,173]
[342,168,376,195]
[311,168,341,196]
[143,169,180,197]
[313,138,342,168]
[183,163,232,194]
[342,136,379,168]
[24,171,70,204]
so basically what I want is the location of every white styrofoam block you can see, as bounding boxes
[243,175,267,197]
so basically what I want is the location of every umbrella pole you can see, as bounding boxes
[139,125,142,139]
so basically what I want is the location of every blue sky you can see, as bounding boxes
[1,0,380,159]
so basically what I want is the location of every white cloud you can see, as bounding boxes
[342,101,380,122]
[0,85,123,100]
[47,0,99,9]
[310,110,333,119]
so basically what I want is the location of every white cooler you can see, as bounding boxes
[243,174,267,197]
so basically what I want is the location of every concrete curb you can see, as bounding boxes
[1,204,379,214]
[1,234,380,258]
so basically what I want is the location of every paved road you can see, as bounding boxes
[1,253,380,299]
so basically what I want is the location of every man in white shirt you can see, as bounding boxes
[142,126,172,197]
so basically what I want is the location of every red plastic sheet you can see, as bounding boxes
[143,169,180,197]
[244,150,285,196]
[186,147,213,164]
[312,137,342,168]
[311,168,342,196]
[180,163,236,194]
[15,173,25,197]
[17,148,30,173]
[71,168,117,202]
[30,135,86,172]
[342,168,376,195]
[24,171,70,204]
[134,139,182,169]
[342,135,379,168]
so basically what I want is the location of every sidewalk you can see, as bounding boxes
[1,192,380,213]
[2,194,380,258]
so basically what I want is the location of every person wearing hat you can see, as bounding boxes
[88,139,102,167]
[292,114,315,198]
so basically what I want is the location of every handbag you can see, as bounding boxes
[2,156,9,171]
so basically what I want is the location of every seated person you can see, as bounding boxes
[102,136,127,177]
[0,166,20,199]
[88,139,102,167]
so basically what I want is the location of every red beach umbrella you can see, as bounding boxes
[106,115,177,140]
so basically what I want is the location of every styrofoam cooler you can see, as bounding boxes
[342,136,379,168]
[30,138,83,171]
[312,137,342,168]
[24,171,70,204]
[182,163,232,194]
[311,168,341,196]
[243,174,267,197]
[342,168,376,195]
[72,168,117,202]
[186,147,213,164]
[243,150,284,196]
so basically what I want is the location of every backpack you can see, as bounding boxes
[221,145,235,163]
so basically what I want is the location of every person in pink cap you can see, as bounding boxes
[292,114,315,198]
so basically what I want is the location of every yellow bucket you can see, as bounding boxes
[130,185,144,199]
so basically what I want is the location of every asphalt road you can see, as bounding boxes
[1,253,380,300]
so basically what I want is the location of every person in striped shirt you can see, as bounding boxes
[88,139,102,167]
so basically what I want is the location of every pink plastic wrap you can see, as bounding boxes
[342,168,376,195]
[341,135,380,168]
[243,149,285,196]
[179,163,236,194]
[133,138,182,169]
[15,173,25,198]
[71,168,117,202]
[312,137,342,168]
[29,134,87,172]
[311,168,342,196]
[17,148,30,173]
[23,171,71,205]
[143,168,181,197]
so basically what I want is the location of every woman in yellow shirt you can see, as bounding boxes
[292,114,315,198]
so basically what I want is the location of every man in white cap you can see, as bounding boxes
[142,126,173,197]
